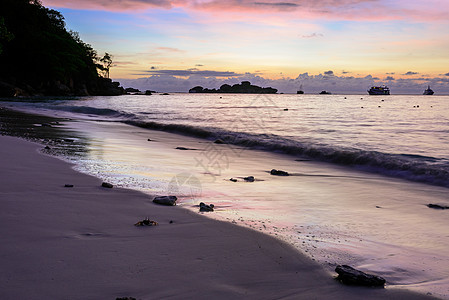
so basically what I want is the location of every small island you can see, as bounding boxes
[189,81,277,94]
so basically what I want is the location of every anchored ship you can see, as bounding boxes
[368,85,390,95]
[423,85,434,95]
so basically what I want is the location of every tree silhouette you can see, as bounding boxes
[0,17,14,54]
[99,52,113,78]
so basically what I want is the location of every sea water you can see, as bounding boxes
[2,93,449,297]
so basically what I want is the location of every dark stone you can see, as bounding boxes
[147,138,152,141]
[199,202,214,212]
[134,218,158,226]
[427,203,449,210]
[169,220,174,224]
[101,182,113,188]
[283,108,288,111]
[161,93,170,95]
[153,196,177,206]
[44,146,51,150]
[116,297,136,300]
[144,90,152,95]
[335,265,386,287]
[175,147,196,150]
[230,178,237,182]
[125,87,141,94]
[64,184,74,188]
[244,176,255,182]
[214,139,225,144]
[270,169,289,176]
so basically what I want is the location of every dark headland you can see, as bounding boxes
[0,0,124,97]
[189,81,278,94]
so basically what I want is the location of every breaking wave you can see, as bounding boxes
[36,103,449,188]
[124,119,449,188]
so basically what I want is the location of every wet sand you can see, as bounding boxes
[0,133,436,299]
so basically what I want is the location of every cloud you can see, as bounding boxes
[444,73,449,76]
[42,0,181,11]
[156,47,184,53]
[300,33,324,38]
[403,71,419,75]
[254,2,300,9]
[41,0,449,21]
[116,71,449,94]
[142,69,242,77]
[385,76,395,81]
[324,70,334,76]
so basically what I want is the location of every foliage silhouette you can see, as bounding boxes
[0,0,123,96]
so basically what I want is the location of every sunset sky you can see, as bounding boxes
[41,0,449,93]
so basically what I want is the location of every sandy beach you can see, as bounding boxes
[0,133,437,299]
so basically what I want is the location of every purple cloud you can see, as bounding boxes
[142,69,242,77]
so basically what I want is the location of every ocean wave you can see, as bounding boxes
[52,105,136,119]
[37,103,449,188]
[125,119,449,188]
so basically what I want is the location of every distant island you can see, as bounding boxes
[0,0,124,97]
[189,81,277,94]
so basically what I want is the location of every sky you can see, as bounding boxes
[41,0,449,94]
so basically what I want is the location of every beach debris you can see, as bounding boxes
[153,195,177,206]
[199,202,214,212]
[147,138,152,141]
[335,265,386,287]
[64,184,74,188]
[101,182,113,188]
[284,108,289,111]
[175,146,197,151]
[230,178,238,182]
[270,169,289,176]
[134,218,158,227]
[214,139,225,144]
[244,176,255,182]
[427,203,449,210]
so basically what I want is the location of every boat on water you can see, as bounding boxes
[368,85,390,95]
[423,85,434,95]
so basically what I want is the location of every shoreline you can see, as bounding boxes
[0,133,437,298]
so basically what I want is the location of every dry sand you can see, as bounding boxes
[0,135,435,299]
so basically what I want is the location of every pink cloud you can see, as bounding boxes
[41,0,186,11]
[41,0,449,22]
